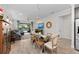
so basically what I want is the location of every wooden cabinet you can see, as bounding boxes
[0,19,11,54]
[0,21,4,53]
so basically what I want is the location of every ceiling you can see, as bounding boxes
[0,4,71,18]
[75,4,79,8]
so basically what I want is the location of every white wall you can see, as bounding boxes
[43,16,62,35]
[41,9,72,39]
[61,14,72,39]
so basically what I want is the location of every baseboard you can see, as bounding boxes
[60,37,71,40]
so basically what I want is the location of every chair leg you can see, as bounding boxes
[42,46,45,53]
[52,48,57,54]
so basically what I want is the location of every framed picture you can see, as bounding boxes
[38,23,44,29]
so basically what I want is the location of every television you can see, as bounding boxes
[38,23,44,29]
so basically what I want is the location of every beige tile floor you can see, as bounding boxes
[10,34,79,54]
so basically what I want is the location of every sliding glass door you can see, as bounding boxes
[18,23,30,33]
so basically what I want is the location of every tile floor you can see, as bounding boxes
[10,34,79,54]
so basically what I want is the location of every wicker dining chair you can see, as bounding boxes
[44,34,59,53]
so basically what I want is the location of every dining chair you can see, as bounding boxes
[44,33,59,53]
